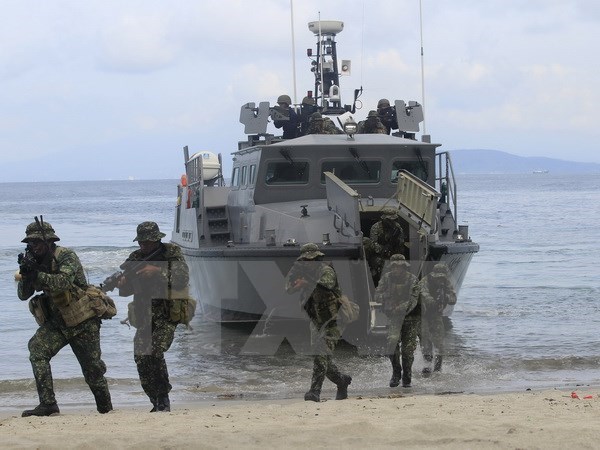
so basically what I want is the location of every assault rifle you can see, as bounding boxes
[100,246,164,293]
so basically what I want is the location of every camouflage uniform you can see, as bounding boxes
[369,207,405,285]
[377,98,398,134]
[419,263,457,373]
[285,243,351,402]
[118,221,190,412]
[17,221,112,416]
[375,254,420,387]
[357,110,388,134]
[305,112,343,135]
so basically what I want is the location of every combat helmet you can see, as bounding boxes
[22,221,60,243]
[298,243,325,260]
[309,112,323,121]
[302,96,315,105]
[380,207,400,220]
[367,110,380,119]
[377,98,391,109]
[134,221,166,242]
[277,94,292,106]
[390,253,409,266]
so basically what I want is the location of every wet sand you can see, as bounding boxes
[1,389,598,449]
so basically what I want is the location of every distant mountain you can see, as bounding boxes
[447,149,600,174]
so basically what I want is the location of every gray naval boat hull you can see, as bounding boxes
[171,134,479,341]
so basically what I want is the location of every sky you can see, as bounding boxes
[1,0,599,182]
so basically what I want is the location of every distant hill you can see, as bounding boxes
[447,149,600,174]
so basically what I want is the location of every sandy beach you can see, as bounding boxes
[1,389,598,449]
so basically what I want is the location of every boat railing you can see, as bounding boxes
[435,151,458,227]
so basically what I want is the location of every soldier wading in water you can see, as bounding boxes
[17,219,113,416]
[117,221,190,412]
[286,243,352,402]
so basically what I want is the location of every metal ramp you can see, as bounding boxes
[394,169,440,233]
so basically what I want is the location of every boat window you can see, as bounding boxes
[249,164,256,185]
[265,161,309,185]
[231,167,240,187]
[241,166,247,186]
[391,160,428,182]
[320,160,381,184]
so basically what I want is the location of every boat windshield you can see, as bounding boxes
[265,161,310,185]
[320,160,381,184]
[391,160,429,182]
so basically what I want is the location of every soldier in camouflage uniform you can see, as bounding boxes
[357,110,388,134]
[117,221,190,412]
[375,254,420,387]
[305,112,343,135]
[376,98,398,134]
[285,243,352,402]
[419,263,457,374]
[17,221,112,417]
[368,207,405,285]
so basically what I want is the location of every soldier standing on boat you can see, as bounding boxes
[117,221,190,412]
[369,207,406,285]
[16,219,113,416]
[298,96,317,136]
[419,263,457,374]
[273,94,299,139]
[305,112,343,135]
[285,243,352,402]
[376,98,398,135]
[375,254,420,388]
[357,110,388,134]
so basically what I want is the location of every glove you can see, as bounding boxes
[18,253,39,280]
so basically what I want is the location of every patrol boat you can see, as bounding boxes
[171,20,479,341]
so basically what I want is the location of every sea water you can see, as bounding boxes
[0,174,599,413]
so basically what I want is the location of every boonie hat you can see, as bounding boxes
[134,221,166,242]
[390,253,409,266]
[380,207,400,219]
[22,221,60,243]
[298,243,325,260]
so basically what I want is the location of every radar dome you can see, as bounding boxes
[308,20,344,35]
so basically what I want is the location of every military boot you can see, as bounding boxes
[434,355,443,372]
[22,402,60,417]
[156,394,171,412]
[422,353,433,376]
[304,390,321,402]
[388,354,402,388]
[401,356,412,387]
[335,375,352,400]
[93,389,113,414]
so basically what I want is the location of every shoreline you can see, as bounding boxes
[2,388,598,449]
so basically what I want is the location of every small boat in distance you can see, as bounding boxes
[171,19,479,345]
[533,169,549,174]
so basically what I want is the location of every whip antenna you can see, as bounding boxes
[290,0,298,105]
[419,0,427,135]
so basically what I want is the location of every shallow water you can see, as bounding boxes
[1,174,599,412]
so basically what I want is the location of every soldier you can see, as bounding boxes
[117,221,190,412]
[305,112,343,135]
[273,94,299,139]
[298,96,317,136]
[285,243,352,402]
[369,207,405,285]
[419,263,457,374]
[357,110,388,134]
[17,220,112,416]
[376,98,398,134]
[375,254,420,388]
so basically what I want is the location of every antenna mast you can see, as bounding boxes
[290,0,298,105]
[419,0,427,135]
